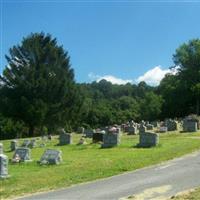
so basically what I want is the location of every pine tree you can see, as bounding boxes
[0,32,80,136]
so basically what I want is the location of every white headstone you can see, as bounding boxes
[0,154,9,178]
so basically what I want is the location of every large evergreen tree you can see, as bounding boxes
[0,32,80,136]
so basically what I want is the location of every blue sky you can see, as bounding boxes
[1,1,200,85]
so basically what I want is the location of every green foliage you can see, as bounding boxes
[0,35,200,139]
[139,92,163,121]
[0,114,26,139]
[77,80,160,128]
[173,39,200,115]
[0,32,81,137]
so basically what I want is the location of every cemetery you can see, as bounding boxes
[0,6,199,198]
[0,120,200,199]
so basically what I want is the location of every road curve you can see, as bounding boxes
[18,151,200,200]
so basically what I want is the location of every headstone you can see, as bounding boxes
[0,154,9,178]
[40,149,62,165]
[146,124,154,130]
[101,133,120,148]
[10,140,18,151]
[151,121,159,127]
[183,118,198,132]
[92,130,105,143]
[139,132,159,147]
[77,127,85,134]
[12,147,31,162]
[108,127,118,134]
[139,125,146,134]
[145,121,150,126]
[21,139,30,147]
[0,143,3,154]
[59,132,72,145]
[124,125,129,133]
[165,119,178,131]
[127,126,137,135]
[130,120,135,126]
[84,129,94,138]
[159,126,168,133]
[29,139,37,148]
[140,120,145,126]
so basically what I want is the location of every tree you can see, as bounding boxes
[0,32,80,137]
[158,74,190,118]
[112,96,140,122]
[173,39,200,115]
[140,92,163,121]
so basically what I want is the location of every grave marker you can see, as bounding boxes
[0,143,3,154]
[159,126,168,133]
[40,149,62,165]
[29,139,37,148]
[21,140,30,148]
[183,120,198,132]
[138,132,159,147]
[139,125,146,134]
[92,130,105,143]
[127,126,137,135]
[59,132,72,145]
[84,129,94,138]
[101,133,120,148]
[10,140,18,151]
[0,154,9,178]
[12,147,31,162]
[146,124,154,130]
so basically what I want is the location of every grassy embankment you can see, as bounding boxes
[0,132,200,199]
[172,188,200,200]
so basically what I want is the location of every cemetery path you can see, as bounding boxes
[18,150,200,200]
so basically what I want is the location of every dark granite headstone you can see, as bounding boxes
[40,149,62,165]
[13,147,31,162]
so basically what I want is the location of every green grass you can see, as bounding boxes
[172,188,200,200]
[1,132,200,199]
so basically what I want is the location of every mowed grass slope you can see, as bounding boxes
[1,132,200,199]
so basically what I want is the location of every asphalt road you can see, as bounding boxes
[18,151,200,200]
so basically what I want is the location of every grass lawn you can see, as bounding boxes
[1,132,200,199]
[172,188,200,200]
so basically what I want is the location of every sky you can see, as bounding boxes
[1,1,200,86]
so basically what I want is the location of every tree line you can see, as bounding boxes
[0,33,199,139]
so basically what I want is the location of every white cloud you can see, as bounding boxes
[88,66,179,86]
[135,65,178,86]
[88,73,133,85]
